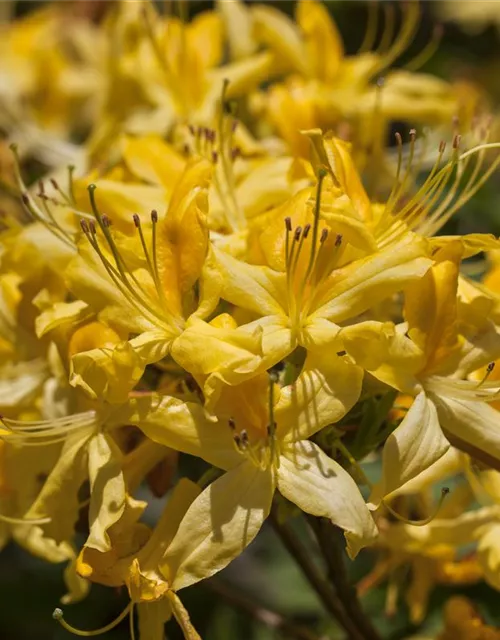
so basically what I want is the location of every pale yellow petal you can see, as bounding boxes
[278,441,378,558]
[127,395,241,472]
[369,393,450,507]
[277,350,363,443]
[163,461,274,590]
[86,433,127,553]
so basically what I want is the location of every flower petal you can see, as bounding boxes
[434,395,500,471]
[163,460,274,590]
[369,392,450,507]
[277,350,362,443]
[278,440,378,558]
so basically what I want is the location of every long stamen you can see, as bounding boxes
[405,23,443,72]
[53,603,132,637]
[303,169,327,286]
[382,487,450,527]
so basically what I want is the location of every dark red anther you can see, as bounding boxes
[151,210,158,223]
[80,219,89,233]
[101,214,111,227]
[335,234,343,247]
[294,226,303,241]
[50,178,59,191]
[284,217,292,232]
[320,228,329,243]
[21,193,30,206]
[89,220,96,234]
[303,223,311,238]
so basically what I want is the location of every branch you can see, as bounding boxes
[307,517,380,640]
[270,508,364,640]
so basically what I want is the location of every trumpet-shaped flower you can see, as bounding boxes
[363,241,500,505]
[133,353,378,561]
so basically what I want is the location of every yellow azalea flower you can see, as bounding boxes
[247,1,470,159]
[65,158,263,403]
[57,478,206,640]
[308,129,500,255]
[134,353,377,559]
[362,242,500,505]
[198,176,431,390]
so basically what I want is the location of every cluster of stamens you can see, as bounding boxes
[283,172,343,329]
[0,410,96,447]
[375,123,500,248]
[79,187,181,332]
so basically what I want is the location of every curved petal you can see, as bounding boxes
[278,441,378,558]
[277,350,363,443]
[312,237,432,323]
[435,395,500,471]
[251,4,309,76]
[368,392,450,507]
[214,246,288,317]
[163,460,274,590]
[127,395,242,472]
[477,522,500,591]
[86,433,127,553]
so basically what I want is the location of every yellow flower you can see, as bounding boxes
[66,157,263,403]
[134,353,377,560]
[362,242,500,505]
[56,478,203,640]
[200,176,431,390]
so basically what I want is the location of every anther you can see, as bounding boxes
[453,134,461,150]
[284,217,292,232]
[80,219,89,234]
[21,193,30,206]
[335,234,343,247]
[133,214,141,228]
[101,215,111,228]
[320,228,329,243]
[212,151,218,164]
[151,210,158,223]
[50,178,59,191]
[38,181,45,195]
[240,430,249,446]
[234,434,241,448]
[303,223,311,238]
[488,362,495,373]
[228,417,236,430]
[89,220,96,235]
[439,140,446,154]
[294,226,303,242]
[395,132,402,146]
[409,128,417,141]
[231,148,241,161]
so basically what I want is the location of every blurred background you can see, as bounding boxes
[2,1,500,639]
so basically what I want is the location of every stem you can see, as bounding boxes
[207,578,320,640]
[307,517,380,640]
[270,508,364,640]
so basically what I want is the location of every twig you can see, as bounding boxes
[307,517,381,640]
[207,578,322,640]
[270,508,364,640]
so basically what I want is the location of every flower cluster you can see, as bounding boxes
[2,1,500,638]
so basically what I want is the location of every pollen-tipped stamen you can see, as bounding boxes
[382,487,450,527]
[53,603,132,637]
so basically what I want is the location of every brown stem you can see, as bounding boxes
[307,517,381,640]
[270,509,364,640]
[207,578,320,640]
